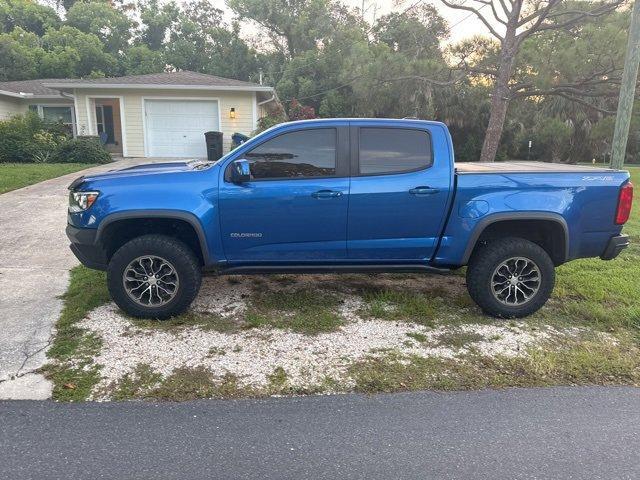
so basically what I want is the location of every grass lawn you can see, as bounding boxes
[42,166,640,401]
[0,163,93,194]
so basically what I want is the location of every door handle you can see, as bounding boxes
[409,186,439,195]
[312,190,343,198]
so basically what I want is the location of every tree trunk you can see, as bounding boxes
[479,41,517,162]
[479,3,522,163]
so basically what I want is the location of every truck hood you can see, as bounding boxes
[69,160,213,189]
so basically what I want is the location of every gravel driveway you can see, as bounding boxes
[0,158,156,399]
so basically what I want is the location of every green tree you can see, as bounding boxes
[120,44,165,75]
[532,117,574,162]
[40,25,118,77]
[228,0,336,58]
[61,0,81,12]
[0,0,60,36]
[164,1,259,80]
[363,4,449,118]
[437,0,624,162]
[0,27,42,80]
[435,82,493,162]
[512,6,628,113]
[374,4,447,57]
[138,0,180,50]
[273,3,450,119]
[589,102,640,163]
[201,23,260,80]
[273,13,370,116]
[163,0,225,71]
[507,6,631,163]
[66,1,132,53]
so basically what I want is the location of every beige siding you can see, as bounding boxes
[74,91,91,136]
[122,92,143,156]
[220,92,256,152]
[74,88,259,157]
[0,97,26,120]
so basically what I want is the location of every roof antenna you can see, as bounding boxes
[259,68,263,86]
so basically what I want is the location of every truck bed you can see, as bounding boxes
[455,161,616,174]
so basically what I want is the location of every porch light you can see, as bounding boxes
[229,107,236,119]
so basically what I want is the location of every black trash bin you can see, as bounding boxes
[204,131,223,161]
[231,132,250,150]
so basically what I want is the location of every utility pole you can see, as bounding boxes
[611,0,640,170]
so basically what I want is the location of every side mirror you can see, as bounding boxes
[230,159,251,184]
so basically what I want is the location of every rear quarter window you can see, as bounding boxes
[359,128,432,175]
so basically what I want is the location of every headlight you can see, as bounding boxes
[69,191,99,213]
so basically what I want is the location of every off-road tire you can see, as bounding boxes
[466,237,555,318]
[107,234,202,319]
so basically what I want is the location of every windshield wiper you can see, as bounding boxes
[187,159,215,170]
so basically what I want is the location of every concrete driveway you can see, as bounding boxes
[0,158,155,399]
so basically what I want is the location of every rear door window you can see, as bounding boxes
[358,128,432,175]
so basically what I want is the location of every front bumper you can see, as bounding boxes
[66,224,108,271]
[600,234,630,260]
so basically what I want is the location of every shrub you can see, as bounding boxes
[0,112,70,163]
[288,99,316,120]
[33,131,65,163]
[255,114,283,134]
[54,136,112,164]
[0,113,111,164]
[254,102,287,134]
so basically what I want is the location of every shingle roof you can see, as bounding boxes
[0,79,66,97]
[0,71,269,98]
[45,71,267,89]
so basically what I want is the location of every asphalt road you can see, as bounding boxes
[1,386,639,480]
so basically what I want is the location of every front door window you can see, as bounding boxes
[95,105,115,144]
[244,129,337,179]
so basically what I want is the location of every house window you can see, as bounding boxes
[29,105,75,135]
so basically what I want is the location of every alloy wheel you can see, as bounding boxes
[490,256,541,306]
[122,255,179,307]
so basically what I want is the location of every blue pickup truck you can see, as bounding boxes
[67,119,633,319]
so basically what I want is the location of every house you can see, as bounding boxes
[0,71,276,158]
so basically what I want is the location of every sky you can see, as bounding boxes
[201,0,494,44]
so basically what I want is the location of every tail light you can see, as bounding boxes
[615,182,633,225]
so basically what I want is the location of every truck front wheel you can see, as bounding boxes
[107,234,202,319]
[466,238,555,318]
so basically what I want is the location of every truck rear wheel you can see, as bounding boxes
[466,237,555,318]
[107,234,202,319]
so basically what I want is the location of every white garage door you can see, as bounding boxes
[144,99,219,157]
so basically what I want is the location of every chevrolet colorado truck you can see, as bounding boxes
[66,119,633,319]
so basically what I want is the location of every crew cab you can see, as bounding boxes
[66,119,633,319]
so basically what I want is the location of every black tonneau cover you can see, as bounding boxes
[456,161,618,174]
